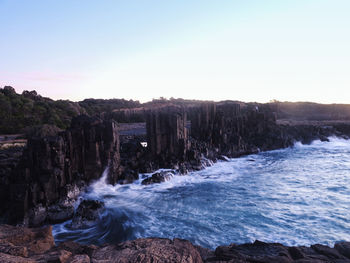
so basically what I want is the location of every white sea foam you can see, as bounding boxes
[53,137,350,249]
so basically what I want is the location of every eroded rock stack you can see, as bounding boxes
[1,115,120,226]
[146,106,189,168]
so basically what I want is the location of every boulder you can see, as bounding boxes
[1,225,350,263]
[209,240,350,262]
[141,171,174,185]
[0,224,55,255]
[335,242,350,259]
[0,225,202,263]
[91,238,203,263]
[69,200,105,229]
[47,204,75,224]
[311,243,346,259]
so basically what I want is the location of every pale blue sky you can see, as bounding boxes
[1,0,349,102]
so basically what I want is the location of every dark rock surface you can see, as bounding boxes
[190,102,288,157]
[146,106,190,169]
[2,101,350,241]
[209,240,350,262]
[0,146,25,222]
[92,238,203,263]
[188,102,350,160]
[141,171,174,185]
[3,90,350,262]
[0,115,120,226]
[47,204,75,224]
[1,224,350,263]
[119,134,149,183]
[69,200,105,229]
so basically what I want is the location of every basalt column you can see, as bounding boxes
[190,102,216,144]
[6,115,120,226]
[146,106,189,167]
[213,103,245,155]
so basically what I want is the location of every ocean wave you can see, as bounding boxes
[53,138,350,249]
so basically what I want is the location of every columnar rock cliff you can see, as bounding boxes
[1,115,120,226]
[2,102,348,226]
[190,102,217,145]
[146,106,189,168]
[189,102,341,159]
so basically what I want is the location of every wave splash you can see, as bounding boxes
[53,137,350,249]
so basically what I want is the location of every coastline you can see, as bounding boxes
[2,101,350,262]
[51,137,350,247]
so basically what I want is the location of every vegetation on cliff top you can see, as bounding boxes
[0,86,140,134]
[2,85,350,135]
[0,86,85,134]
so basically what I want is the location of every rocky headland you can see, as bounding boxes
[2,87,350,262]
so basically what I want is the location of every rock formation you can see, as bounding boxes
[2,102,350,227]
[1,224,350,263]
[146,106,189,168]
[0,146,25,223]
[107,107,146,123]
[190,102,217,145]
[188,102,349,160]
[69,200,105,229]
[141,171,174,185]
[209,239,350,262]
[189,102,283,156]
[0,115,120,226]
[2,100,350,261]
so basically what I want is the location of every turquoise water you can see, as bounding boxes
[53,137,350,249]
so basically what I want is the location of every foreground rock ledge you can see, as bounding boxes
[1,225,350,263]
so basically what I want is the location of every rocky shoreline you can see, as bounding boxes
[1,101,350,262]
[2,102,347,227]
[1,224,350,262]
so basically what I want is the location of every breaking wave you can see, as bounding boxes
[53,137,350,249]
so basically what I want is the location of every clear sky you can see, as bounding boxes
[1,0,349,103]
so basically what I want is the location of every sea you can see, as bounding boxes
[53,137,350,250]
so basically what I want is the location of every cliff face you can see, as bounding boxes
[189,102,287,158]
[2,101,350,260]
[189,102,343,159]
[135,102,350,174]
[1,115,120,226]
[2,101,350,227]
[146,106,189,168]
